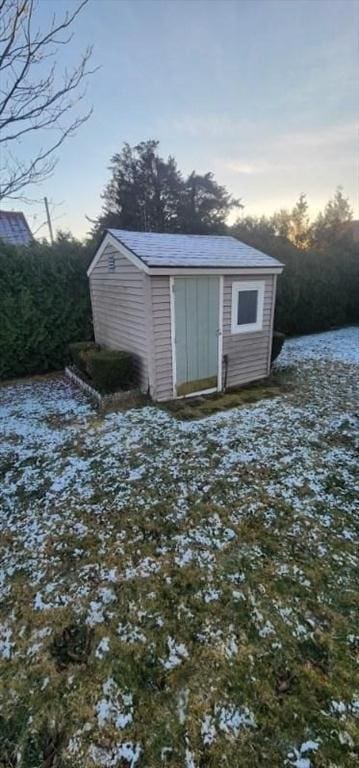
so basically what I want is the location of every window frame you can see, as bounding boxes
[230,280,265,335]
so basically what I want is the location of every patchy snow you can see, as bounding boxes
[162,636,189,670]
[88,742,141,767]
[277,326,359,367]
[95,637,110,659]
[216,703,256,737]
[0,328,358,766]
[201,714,217,746]
[0,622,13,659]
[96,678,133,730]
[287,739,320,768]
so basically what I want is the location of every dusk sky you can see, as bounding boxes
[2,0,358,239]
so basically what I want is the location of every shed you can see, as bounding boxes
[87,230,284,401]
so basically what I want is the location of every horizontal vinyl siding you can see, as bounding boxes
[150,276,173,401]
[89,243,148,391]
[222,274,274,388]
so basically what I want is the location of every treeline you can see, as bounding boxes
[231,189,358,335]
[0,140,358,379]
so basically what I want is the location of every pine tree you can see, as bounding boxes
[311,186,353,244]
[93,140,241,237]
[291,194,310,248]
[180,172,242,234]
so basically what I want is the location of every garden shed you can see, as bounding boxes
[87,230,284,401]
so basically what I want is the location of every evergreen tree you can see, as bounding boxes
[270,208,292,240]
[93,140,241,237]
[180,172,242,234]
[311,186,353,245]
[232,215,276,245]
[97,141,183,234]
[291,194,310,248]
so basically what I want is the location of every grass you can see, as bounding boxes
[163,370,290,420]
[0,331,358,767]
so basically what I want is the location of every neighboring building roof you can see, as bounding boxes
[106,229,283,269]
[0,210,32,246]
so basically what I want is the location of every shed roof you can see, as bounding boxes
[0,210,32,246]
[107,229,283,269]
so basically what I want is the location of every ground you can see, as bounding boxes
[0,327,358,768]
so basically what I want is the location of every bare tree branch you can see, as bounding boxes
[0,0,95,200]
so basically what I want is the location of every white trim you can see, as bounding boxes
[231,280,265,335]
[177,387,217,400]
[267,274,278,374]
[217,276,224,392]
[147,266,283,277]
[169,276,177,398]
[144,273,156,397]
[87,232,150,277]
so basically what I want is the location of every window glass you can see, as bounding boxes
[237,289,258,325]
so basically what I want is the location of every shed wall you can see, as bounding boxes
[89,242,149,391]
[222,274,275,387]
[148,273,276,401]
[150,276,173,401]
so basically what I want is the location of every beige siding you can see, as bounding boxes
[149,273,276,401]
[150,276,173,401]
[222,274,275,388]
[89,255,276,400]
[89,243,149,391]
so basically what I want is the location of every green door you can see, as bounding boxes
[173,277,219,396]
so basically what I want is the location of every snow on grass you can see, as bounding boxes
[277,325,359,366]
[0,328,358,767]
[162,636,189,670]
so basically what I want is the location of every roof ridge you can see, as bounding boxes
[109,228,236,239]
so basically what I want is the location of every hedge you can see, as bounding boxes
[274,240,359,335]
[68,342,134,392]
[86,349,134,392]
[231,231,359,336]
[68,341,98,374]
[0,237,93,379]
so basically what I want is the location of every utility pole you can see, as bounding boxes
[44,196,54,244]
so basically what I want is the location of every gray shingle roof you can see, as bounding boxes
[108,229,283,269]
[0,210,32,246]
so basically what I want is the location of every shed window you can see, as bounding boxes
[231,280,265,334]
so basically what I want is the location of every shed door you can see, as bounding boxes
[173,276,220,396]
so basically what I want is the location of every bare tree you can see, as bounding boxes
[0,0,94,200]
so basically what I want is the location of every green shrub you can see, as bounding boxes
[271,331,285,363]
[0,235,93,380]
[86,349,134,392]
[68,340,98,374]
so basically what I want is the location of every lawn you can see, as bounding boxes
[0,327,358,768]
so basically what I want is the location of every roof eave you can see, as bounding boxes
[146,265,284,276]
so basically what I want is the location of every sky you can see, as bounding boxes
[2,0,358,239]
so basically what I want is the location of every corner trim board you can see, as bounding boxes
[170,276,177,398]
[217,276,224,391]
